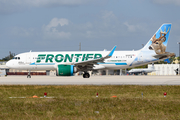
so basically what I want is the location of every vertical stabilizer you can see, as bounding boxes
[130,23,175,66]
[141,23,171,54]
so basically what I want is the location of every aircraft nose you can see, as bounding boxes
[6,61,12,68]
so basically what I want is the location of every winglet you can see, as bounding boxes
[108,46,117,57]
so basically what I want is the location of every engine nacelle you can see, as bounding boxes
[57,65,77,76]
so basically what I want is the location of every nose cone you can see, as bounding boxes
[6,61,12,68]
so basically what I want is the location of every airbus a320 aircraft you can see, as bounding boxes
[6,23,175,78]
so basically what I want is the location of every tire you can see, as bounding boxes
[83,73,90,78]
[83,74,85,78]
[27,75,31,78]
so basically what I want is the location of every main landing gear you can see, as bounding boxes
[83,72,90,78]
[27,71,31,78]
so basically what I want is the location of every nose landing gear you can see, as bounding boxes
[27,71,31,78]
[27,75,31,78]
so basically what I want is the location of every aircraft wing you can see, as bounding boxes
[73,46,117,71]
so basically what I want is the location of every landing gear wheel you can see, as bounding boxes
[83,73,90,78]
[27,75,31,78]
[27,71,31,78]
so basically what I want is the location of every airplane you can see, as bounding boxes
[6,23,175,78]
[127,64,155,75]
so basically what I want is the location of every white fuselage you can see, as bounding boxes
[6,50,151,71]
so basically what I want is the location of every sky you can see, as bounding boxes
[0,0,180,58]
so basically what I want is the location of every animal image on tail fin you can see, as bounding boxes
[149,26,170,54]
[142,23,175,59]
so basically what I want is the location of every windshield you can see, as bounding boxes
[13,57,20,60]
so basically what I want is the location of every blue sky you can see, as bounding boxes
[0,0,180,58]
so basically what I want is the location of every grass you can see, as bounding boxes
[0,85,180,120]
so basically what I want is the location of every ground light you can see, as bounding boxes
[44,92,47,97]
[96,92,98,97]
[164,92,167,97]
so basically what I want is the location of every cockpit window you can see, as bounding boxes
[13,57,20,60]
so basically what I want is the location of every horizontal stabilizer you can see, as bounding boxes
[153,52,175,59]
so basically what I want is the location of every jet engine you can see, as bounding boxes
[57,65,77,76]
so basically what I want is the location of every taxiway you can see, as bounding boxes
[0,75,180,85]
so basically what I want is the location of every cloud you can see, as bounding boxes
[44,30,71,40]
[41,12,120,41]
[100,11,118,27]
[0,0,95,14]
[11,27,34,37]
[42,18,71,39]
[7,11,149,43]
[101,11,117,22]
[0,0,92,7]
[45,18,69,31]
[123,22,143,32]
[151,0,180,6]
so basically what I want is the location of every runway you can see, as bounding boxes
[0,75,180,85]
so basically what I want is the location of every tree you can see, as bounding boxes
[0,52,15,61]
[169,56,176,64]
[127,64,148,70]
[177,56,180,64]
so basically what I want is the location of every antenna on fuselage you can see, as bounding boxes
[79,43,81,51]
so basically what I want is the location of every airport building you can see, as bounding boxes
[148,64,179,75]
[0,62,8,76]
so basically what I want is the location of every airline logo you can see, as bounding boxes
[36,54,102,63]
